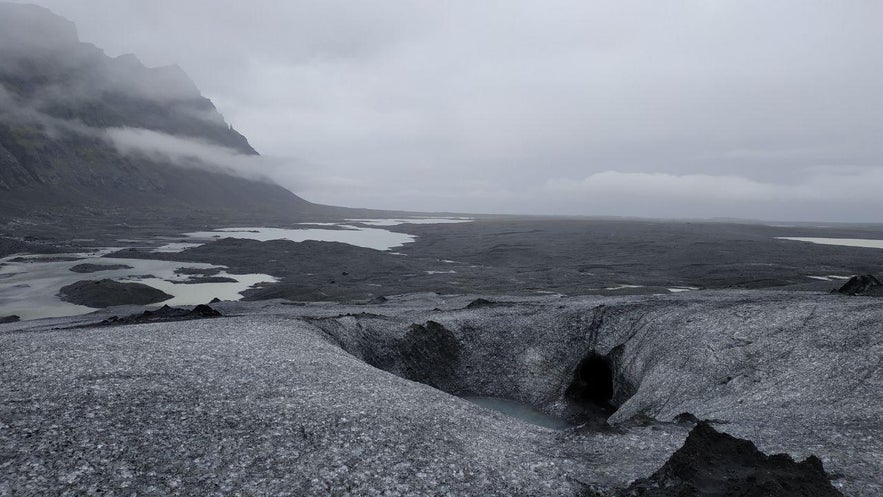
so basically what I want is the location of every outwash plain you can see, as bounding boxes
[1,3,881,496]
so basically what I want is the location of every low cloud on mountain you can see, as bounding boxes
[8,0,883,220]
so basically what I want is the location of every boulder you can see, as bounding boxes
[619,422,843,496]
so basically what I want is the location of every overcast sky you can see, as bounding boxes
[16,1,883,221]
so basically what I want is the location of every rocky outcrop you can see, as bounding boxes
[58,279,173,307]
[618,422,843,496]
[835,274,883,296]
[466,298,496,309]
[69,263,133,273]
[0,314,19,324]
[97,304,221,326]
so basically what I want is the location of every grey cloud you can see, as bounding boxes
[12,0,883,221]
[103,126,347,195]
[543,168,883,203]
[0,5,201,105]
[104,127,266,179]
[0,84,14,108]
[0,83,94,139]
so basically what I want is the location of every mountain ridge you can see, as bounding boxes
[0,2,339,225]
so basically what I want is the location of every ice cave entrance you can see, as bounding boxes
[566,353,615,410]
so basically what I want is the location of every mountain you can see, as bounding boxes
[0,2,331,227]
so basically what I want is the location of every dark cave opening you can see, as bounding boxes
[565,353,616,419]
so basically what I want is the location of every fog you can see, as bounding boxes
[10,1,883,221]
[104,126,338,193]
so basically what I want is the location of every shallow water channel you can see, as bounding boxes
[0,218,474,321]
[462,396,572,430]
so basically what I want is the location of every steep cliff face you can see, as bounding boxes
[0,2,317,222]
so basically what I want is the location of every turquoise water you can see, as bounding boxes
[463,396,571,430]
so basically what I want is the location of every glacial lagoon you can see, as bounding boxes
[0,251,276,321]
[0,218,473,321]
[777,237,883,249]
